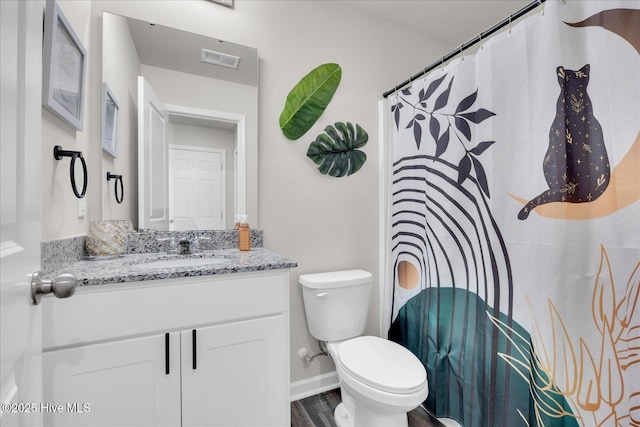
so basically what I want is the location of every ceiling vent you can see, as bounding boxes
[201,49,240,69]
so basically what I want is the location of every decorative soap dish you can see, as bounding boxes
[86,220,132,257]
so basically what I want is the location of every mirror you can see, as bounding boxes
[101,12,258,231]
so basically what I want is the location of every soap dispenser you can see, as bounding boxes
[239,215,250,251]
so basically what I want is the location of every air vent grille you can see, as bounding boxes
[200,49,240,69]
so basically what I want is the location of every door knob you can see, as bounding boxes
[31,271,78,305]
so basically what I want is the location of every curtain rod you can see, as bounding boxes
[382,0,546,98]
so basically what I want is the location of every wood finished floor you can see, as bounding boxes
[291,389,444,427]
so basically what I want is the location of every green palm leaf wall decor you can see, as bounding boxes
[279,63,342,140]
[307,122,368,177]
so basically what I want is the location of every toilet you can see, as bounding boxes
[299,270,428,427]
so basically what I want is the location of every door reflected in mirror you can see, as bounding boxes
[168,117,234,231]
[101,12,258,231]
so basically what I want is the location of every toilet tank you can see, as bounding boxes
[299,270,373,342]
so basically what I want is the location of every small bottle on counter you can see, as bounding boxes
[234,214,241,230]
[239,215,250,251]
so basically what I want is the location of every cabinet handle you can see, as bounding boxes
[192,329,197,370]
[165,333,170,375]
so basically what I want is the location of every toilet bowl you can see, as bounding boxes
[328,337,428,427]
[299,270,428,427]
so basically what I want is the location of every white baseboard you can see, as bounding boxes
[290,371,339,402]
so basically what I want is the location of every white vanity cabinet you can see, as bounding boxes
[181,316,286,426]
[41,270,290,427]
[43,331,182,425]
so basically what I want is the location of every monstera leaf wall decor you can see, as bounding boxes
[307,122,368,177]
[279,63,342,140]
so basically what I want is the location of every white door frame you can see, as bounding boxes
[138,76,169,230]
[165,105,247,219]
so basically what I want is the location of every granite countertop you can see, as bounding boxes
[51,248,298,287]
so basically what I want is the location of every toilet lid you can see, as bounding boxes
[338,336,426,394]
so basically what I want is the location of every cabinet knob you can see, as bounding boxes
[31,271,78,305]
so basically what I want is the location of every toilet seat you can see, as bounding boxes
[337,336,426,394]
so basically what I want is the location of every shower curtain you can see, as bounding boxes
[386,1,639,426]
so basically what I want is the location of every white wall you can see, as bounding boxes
[42,0,450,384]
[228,0,449,384]
[101,12,140,225]
[42,0,98,241]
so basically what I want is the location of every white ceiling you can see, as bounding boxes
[121,1,538,89]
[123,14,259,86]
[343,0,533,48]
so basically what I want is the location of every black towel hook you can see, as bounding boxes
[106,172,124,204]
[53,145,87,199]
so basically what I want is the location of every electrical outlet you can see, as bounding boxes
[78,198,86,218]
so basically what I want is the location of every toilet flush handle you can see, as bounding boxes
[316,292,330,299]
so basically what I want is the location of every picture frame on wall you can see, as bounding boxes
[102,83,119,158]
[42,0,87,131]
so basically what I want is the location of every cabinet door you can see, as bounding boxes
[43,332,181,426]
[181,316,288,427]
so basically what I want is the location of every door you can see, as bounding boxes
[43,333,181,426]
[0,1,43,425]
[138,76,169,230]
[181,316,288,427]
[169,146,226,230]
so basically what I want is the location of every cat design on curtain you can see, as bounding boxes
[518,64,610,220]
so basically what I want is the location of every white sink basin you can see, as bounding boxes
[133,257,228,269]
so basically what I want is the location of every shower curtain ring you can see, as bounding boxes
[539,0,546,14]
[459,44,464,61]
[407,72,414,89]
[508,15,513,34]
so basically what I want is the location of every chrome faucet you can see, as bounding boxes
[158,237,179,254]
[186,236,211,254]
[159,236,211,255]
